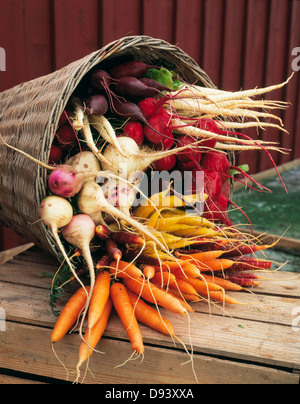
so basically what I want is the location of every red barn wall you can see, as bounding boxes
[0,0,299,250]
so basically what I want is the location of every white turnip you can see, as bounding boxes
[61,213,96,334]
[39,196,86,291]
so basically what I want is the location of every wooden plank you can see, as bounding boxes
[0,373,47,384]
[1,272,299,370]
[0,321,298,384]
[0,243,35,265]
[1,276,299,330]
[0,251,299,383]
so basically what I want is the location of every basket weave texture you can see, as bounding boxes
[0,35,215,259]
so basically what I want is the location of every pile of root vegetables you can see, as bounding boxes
[1,59,292,382]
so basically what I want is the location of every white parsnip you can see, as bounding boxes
[88,114,129,157]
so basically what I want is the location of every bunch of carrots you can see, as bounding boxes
[51,210,276,383]
[0,55,292,382]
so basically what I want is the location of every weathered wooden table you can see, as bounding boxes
[0,246,299,384]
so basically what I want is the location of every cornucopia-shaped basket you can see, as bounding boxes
[0,35,217,259]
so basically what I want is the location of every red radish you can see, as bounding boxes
[202,169,223,200]
[196,118,220,149]
[176,135,202,164]
[109,60,160,79]
[177,160,197,172]
[153,155,176,171]
[85,94,108,116]
[122,121,144,145]
[58,111,69,127]
[203,193,232,226]
[110,97,173,142]
[48,145,62,164]
[152,131,174,150]
[144,113,172,144]
[201,150,230,176]
[201,150,270,192]
[48,166,84,198]
[138,97,168,119]
[56,125,78,150]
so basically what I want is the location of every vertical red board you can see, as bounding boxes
[260,0,289,172]
[0,0,27,91]
[282,0,300,162]
[234,0,269,173]
[174,0,204,66]
[100,0,141,45]
[52,0,100,69]
[142,0,175,44]
[202,0,225,87]
[220,0,247,91]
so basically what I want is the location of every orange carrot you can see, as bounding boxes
[109,260,144,279]
[77,297,112,369]
[200,273,243,291]
[123,277,188,316]
[110,282,144,355]
[152,271,198,297]
[167,288,201,302]
[88,270,111,329]
[151,271,177,288]
[200,290,240,304]
[153,262,201,278]
[51,286,90,343]
[127,289,175,336]
[195,258,234,272]
[179,250,225,262]
[143,265,155,280]
[179,276,223,293]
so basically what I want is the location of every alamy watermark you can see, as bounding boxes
[96,168,205,214]
[291,47,300,72]
[0,47,6,71]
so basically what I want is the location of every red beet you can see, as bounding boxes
[109,60,157,79]
[48,145,62,164]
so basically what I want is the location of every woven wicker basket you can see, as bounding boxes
[0,35,217,260]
